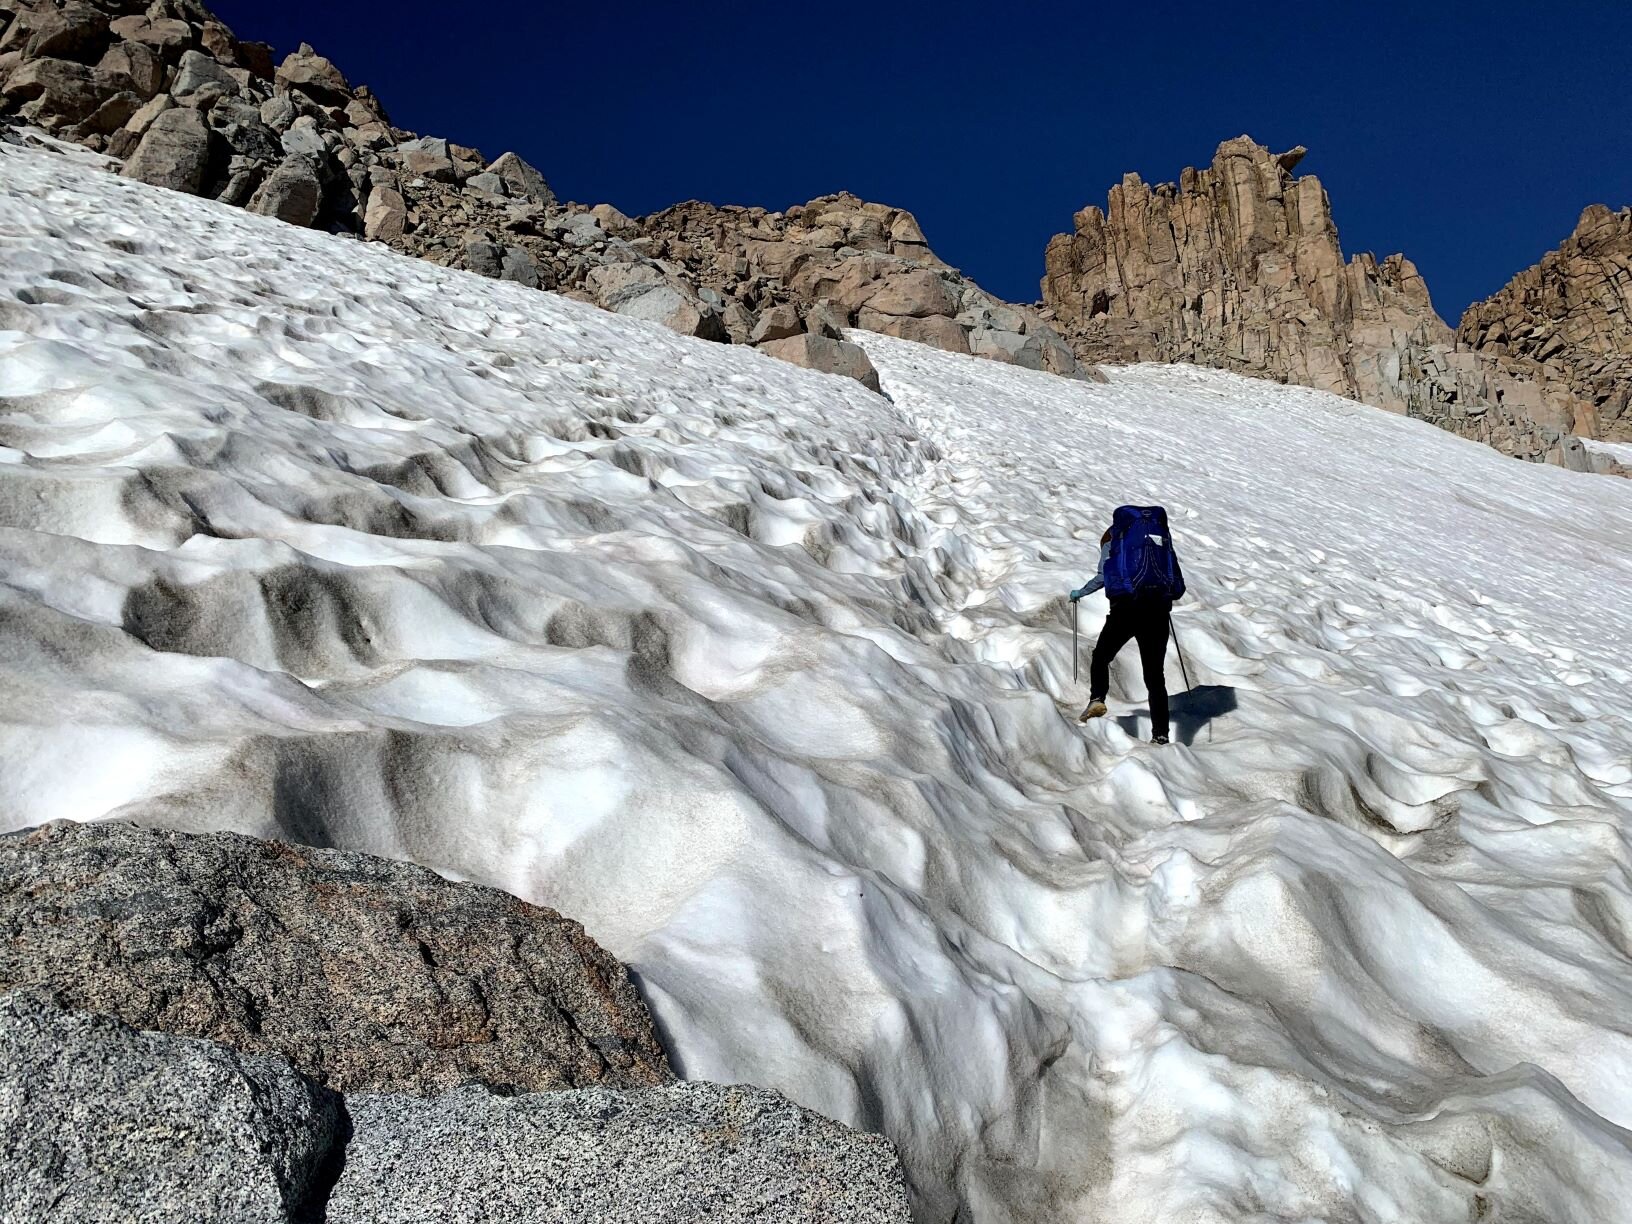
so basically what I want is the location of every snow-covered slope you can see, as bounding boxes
[5,136,1632,1222]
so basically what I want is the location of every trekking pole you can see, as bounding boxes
[1072,598,1079,684]
[1170,615,1193,692]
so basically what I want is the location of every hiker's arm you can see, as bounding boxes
[1071,542,1111,600]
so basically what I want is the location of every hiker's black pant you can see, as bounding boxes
[1090,596,1173,738]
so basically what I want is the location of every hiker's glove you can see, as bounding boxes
[1069,588,1083,602]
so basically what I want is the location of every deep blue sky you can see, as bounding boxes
[212,0,1631,322]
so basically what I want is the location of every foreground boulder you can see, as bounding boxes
[0,820,671,1093]
[0,991,911,1223]
[332,1081,912,1222]
[0,990,343,1224]
[0,822,914,1222]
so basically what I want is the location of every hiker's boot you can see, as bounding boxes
[1079,699,1108,723]
[1153,735,1170,746]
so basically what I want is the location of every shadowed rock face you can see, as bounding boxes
[1458,204,1632,446]
[1041,136,1622,470]
[0,820,673,1094]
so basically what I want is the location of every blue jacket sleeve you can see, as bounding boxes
[1071,542,1110,600]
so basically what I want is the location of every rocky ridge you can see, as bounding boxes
[0,822,913,1221]
[1040,137,1625,471]
[1458,203,1632,446]
[0,0,1084,391]
[1037,136,1625,473]
[1,1,1623,468]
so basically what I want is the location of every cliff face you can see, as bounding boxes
[1457,204,1632,444]
[1040,137,1619,470]
[1040,139,1443,401]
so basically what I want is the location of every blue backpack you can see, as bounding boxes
[1104,505,1185,601]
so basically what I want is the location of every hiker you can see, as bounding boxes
[1070,505,1186,745]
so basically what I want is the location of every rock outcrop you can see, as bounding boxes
[0,819,671,1094]
[625,194,1085,380]
[1457,204,1632,445]
[1,991,914,1223]
[0,0,1084,393]
[1041,137,1616,469]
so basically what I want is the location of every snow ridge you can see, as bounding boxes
[4,137,1632,1222]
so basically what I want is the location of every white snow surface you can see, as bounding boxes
[1585,437,1632,466]
[5,138,1632,1222]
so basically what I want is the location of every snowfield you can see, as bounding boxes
[5,136,1632,1223]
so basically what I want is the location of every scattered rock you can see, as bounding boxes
[107,14,193,55]
[275,42,349,105]
[0,820,673,1094]
[589,201,633,235]
[396,134,454,181]
[501,244,541,288]
[613,281,729,342]
[279,117,326,157]
[758,333,882,393]
[969,326,1046,370]
[208,96,277,159]
[861,267,959,319]
[121,91,172,138]
[805,300,851,339]
[749,302,803,344]
[258,92,295,131]
[95,39,164,98]
[120,104,215,194]
[3,56,112,125]
[199,19,236,65]
[170,47,236,101]
[487,149,554,205]
[364,183,407,242]
[463,237,505,277]
[21,3,110,63]
[78,87,141,134]
[247,154,322,226]
[465,169,508,197]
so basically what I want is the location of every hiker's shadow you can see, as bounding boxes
[1116,685,1238,746]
